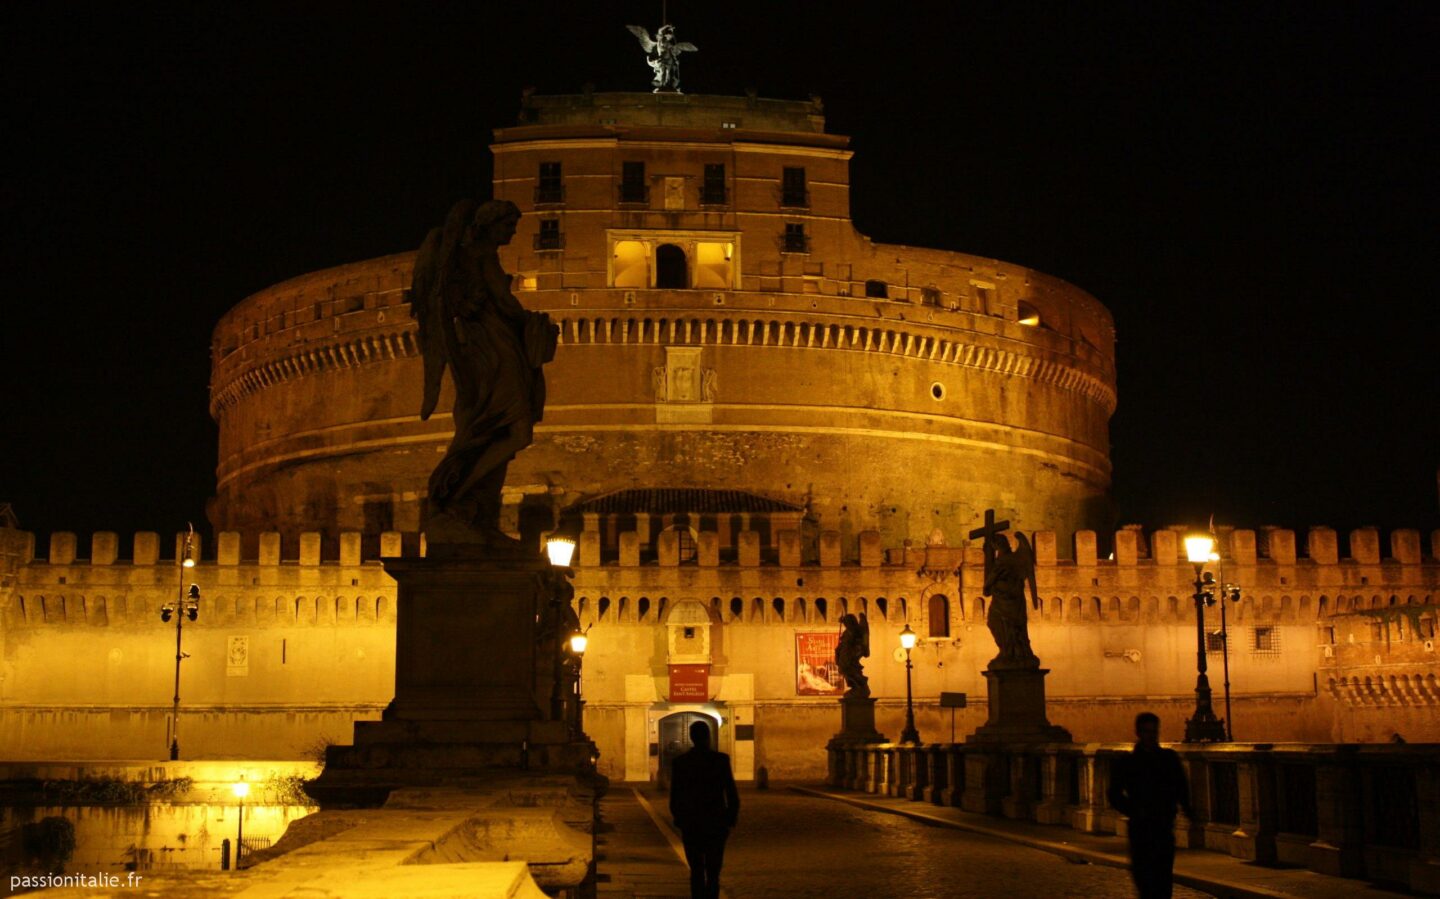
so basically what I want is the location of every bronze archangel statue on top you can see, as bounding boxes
[626,23,697,93]
[409,199,558,549]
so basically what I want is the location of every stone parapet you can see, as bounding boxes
[833,740,1440,895]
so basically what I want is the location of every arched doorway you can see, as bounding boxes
[657,710,716,789]
[656,243,688,289]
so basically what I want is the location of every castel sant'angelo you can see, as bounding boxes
[1,89,1436,782]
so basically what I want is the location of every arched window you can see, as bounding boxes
[656,244,688,289]
[928,594,950,638]
[864,279,888,298]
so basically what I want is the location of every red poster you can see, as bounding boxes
[669,664,710,702]
[796,632,844,695]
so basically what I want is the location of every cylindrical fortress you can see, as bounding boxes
[209,92,1115,553]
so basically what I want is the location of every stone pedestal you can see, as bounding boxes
[308,550,597,807]
[826,695,887,786]
[838,694,887,742]
[966,667,1072,744]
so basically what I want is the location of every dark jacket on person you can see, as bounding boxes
[1108,745,1192,823]
[669,747,740,834]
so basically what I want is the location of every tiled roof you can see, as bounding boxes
[564,488,803,516]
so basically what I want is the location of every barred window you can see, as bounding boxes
[1252,626,1280,654]
[1206,630,1226,653]
[671,526,697,563]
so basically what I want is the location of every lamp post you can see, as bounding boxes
[231,779,249,870]
[161,526,201,760]
[545,534,585,738]
[1209,553,1243,742]
[898,623,920,744]
[1182,534,1227,742]
[569,626,589,738]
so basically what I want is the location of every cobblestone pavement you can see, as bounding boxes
[714,789,1211,899]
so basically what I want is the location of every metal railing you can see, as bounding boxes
[618,183,649,204]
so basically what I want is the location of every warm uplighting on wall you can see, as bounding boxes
[1017,301,1041,327]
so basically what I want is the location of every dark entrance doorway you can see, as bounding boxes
[657,711,716,788]
[656,243,688,289]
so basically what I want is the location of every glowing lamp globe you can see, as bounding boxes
[569,631,589,655]
[231,781,250,800]
[899,623,918,651]
[546,536,577,568]
[1184,534,1216,565]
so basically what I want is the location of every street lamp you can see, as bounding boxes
[545,533,585,736]
[545,535,577,568]
[568,625,590,738]
[1202,547,1244,742]
[898,623,920,744]
[1182,533,1227,742]
[162,526,201,760]
[231,779,249,870]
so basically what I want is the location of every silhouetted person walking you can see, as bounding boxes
[669,721,739,899]
[1108,712,1192,899]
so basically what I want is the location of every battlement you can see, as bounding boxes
[7,524,1436,589]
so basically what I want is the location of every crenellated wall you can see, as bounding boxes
[2,524,1435,773]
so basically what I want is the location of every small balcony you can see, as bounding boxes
[780,188,810,208]
[618,183,650,205]
[534,184,566,205]
[780,232,810,254]
[700,185,728,206]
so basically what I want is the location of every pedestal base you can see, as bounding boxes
[830,694,888,744]
[966,667,1072,744]
[307,547,597,808]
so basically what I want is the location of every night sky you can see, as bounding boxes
[2,1,1435,542]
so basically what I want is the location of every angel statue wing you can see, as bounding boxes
[858,612,870,658]
[673,41,698,53]
[625,25,656,54]
[409,225,447,420]
[1014,532,1040,611]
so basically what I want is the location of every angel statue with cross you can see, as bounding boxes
[970,510,1042,670]
[626,23,697,93]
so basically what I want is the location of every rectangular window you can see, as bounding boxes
[1420,616,1437,639]
[1252,626,1279,654]
[1370,620,1386,642]
[620,161,648,203]
[536,161,563,204]
[782,223,808,253]
[534,218,563,251]
[702,163,727,204]
[865,279,889,299]
[1206,630,1226,653]
[1321,626,1336,645]
[781,166,808,206]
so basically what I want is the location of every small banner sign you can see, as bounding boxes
[668,664,710,702]
[795,631,844,695]
[939,691,968,709]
